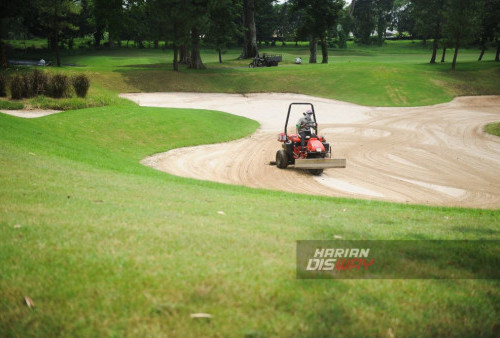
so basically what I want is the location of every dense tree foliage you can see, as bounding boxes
[290,0,344,63]
[1,0,499,70]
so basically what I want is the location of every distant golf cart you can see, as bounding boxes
[249,54,282,68]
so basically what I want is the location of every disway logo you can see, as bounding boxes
[306,248,375,271]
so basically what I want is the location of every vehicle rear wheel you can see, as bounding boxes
[276,149,288,169]
[308,169,324,175]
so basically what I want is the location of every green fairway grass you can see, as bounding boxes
[486,122,500,137]
[1,40,500,336]
[1,104,500,336]
[5,40,500,107]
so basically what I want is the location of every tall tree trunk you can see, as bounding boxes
[180,45,190,64]
[452,32,460,71]
[173,43,179,71]
[55,34,61,67]
[94,30,102,48]
[180,45,185,63]
[496,39,500,61]
[109,31,115,48]
[189,28,205,70]
[240,0,258,59]
[441,47,446,63]
[430,15,441,64]
[0,24,7,68]
[320,38,328,64]
[430,38,438,63]
[478,44,485,61]
[53,0,61,67]
[309,38,317,63]
[218,48,222,63]
[0,41,7,68]
[154,40,159,49]
[376,18,385,46]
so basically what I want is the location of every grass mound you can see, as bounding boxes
[486,122,500,137]
[53,41,500,107]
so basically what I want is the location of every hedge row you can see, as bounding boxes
[6,71,90,100]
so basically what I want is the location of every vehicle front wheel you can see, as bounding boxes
[308,169,324,176]
[276,149,288,169]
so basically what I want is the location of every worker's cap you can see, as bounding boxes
[305,109,313,114]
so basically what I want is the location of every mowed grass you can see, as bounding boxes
[1,105,500,336]
[5,40,499,107]
[1,41,500,336]
[42,40,499,107]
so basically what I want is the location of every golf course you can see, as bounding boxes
[1,40,500,337]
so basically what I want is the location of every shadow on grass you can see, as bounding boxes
[114,64,256,94]
[119,63,172,69]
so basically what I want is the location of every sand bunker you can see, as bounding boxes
[124,93,500,208]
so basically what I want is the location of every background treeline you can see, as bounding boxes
[1,0,499,70]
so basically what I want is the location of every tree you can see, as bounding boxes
[352,0,376,44]
[255,0,280,45]
[413,0,446,63]
[374,0,394,45]
[75,0,93,39]
[207,0,241,63]
[290,0,344,63]
[129,0,152,48]
[159,0,190,70]
[442,0,479,70]
[351,0,394,45]
[391,0,416,38]
[37,0,79,66]
[146,0,169,49]
[0,1,33,67]
[275,2,293,45]
[90,0,124,48]
[477,0,500,61]
[336,8,352,48]
[186,0,210,70]
[240,0,259,58]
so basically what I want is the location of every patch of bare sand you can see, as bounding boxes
[0,109,62,118]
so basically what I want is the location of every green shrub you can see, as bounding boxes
[21,73,35,98]
[0,73,7,97]
[10,75,24,100]
[47,74,70,98]
[72,74,90,98]
[32,69,49,95]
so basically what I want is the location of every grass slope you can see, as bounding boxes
[6,40,500,107]
[1,105,499,336]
